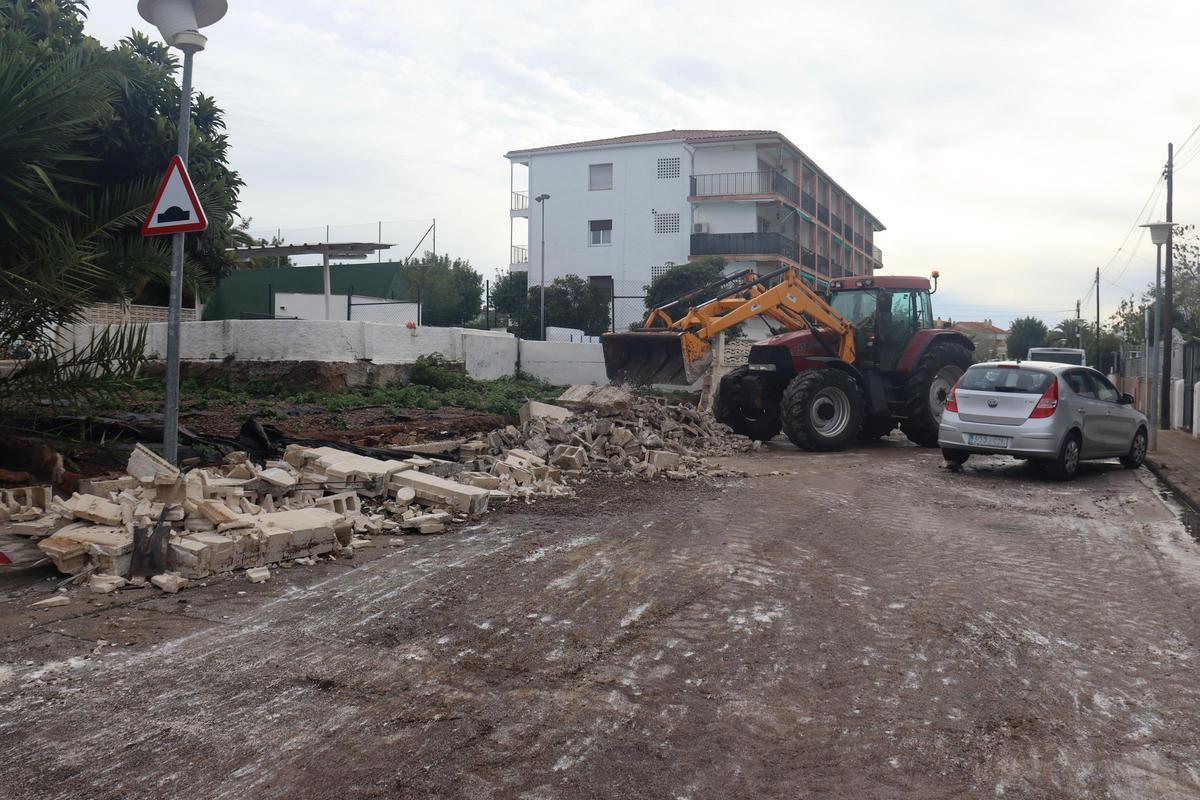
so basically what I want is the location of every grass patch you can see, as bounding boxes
[126,355,562,418]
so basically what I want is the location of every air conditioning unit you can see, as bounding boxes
[692,222,710,234]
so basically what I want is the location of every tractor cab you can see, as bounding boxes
[828,276,935,370]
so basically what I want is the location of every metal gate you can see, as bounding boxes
[1182,340,1200,432]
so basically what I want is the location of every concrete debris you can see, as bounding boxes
[5,383,748,598]
[245,566,271,583]
[31,595,70,608]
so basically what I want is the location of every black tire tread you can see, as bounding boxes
[780,368,864,452]
[899,340,975,448]
[713,366,782,442]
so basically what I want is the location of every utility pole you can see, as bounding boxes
[1075,300,1081,349]
[1161,143,1174,429]
[1095,268,1101,371]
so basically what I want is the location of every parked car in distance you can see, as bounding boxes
[1027,347,1086,366]
[938,361,1148,480]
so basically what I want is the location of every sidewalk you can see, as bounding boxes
[1146,429,1200,510]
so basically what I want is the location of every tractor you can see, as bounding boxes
[601,267,974,451]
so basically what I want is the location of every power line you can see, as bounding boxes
[1176,119,1200,161]
[1099,175,1164,279]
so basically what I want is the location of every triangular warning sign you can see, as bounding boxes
[141,154,208,236]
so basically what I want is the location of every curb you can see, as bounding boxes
[1145,455,1200,511]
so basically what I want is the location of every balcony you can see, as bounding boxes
[872,244,882,262]
[844,222,854,239]
[690,231,799,263]
[689,171,800,206]
[830,213,842,232]
[817,254,829,273]
[510,244,528,267]
[801,248,816,269]
[817,204,829,225]
[801,192,815,214]
[511,190,529,217]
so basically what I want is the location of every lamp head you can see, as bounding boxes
[535,194,550,202]
[1140,221,1173,246]
[138,0,228,50]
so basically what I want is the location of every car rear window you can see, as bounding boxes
[960,366,1054,394]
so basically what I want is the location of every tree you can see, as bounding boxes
[519,274,610,339]
[644,256,730,310]
[400,252,483,327]
[962,330,998,361]
[491,269,529,331]
[1006,317,1048,360]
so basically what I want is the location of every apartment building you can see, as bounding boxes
[505,129,885,324]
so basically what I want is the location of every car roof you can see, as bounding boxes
[970,360,1091,374]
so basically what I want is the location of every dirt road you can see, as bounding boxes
[3,441,1200,799]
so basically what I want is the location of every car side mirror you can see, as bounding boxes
[1120,393,1135,405]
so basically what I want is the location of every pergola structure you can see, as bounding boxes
[229,242,394,320]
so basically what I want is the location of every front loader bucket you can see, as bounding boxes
[601,331,712,386]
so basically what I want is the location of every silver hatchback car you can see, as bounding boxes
[938,361,1148,480]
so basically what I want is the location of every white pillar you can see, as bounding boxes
[1171,379,1185,430]
[1192,381,1200,438]
[322,249,331,321]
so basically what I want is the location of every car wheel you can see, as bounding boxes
[942,448,969,465]
[1047,432,1081,481]
[1120,427,1148,468]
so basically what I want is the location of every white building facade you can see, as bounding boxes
[505,129,885,328]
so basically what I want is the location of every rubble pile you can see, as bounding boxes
[1,384,753,598]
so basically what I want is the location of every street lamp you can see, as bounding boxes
[138,0,228,464]
[1141,220,1172,447]
[534,193,550,340]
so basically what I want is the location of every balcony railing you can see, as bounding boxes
[691,231,798,262]
[817,254,829,273]
[511,190,529,211]
[801,192,815,214]
[854,233,863,249]
[830,213,842,232]
[872,244,882,262]
[801,248,816,269]
[511,244,529,264]
[690,171,800,205]
[844,222,854,239]
[817,204,829,225]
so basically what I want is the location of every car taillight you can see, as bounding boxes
[0,551,11,566]
[1029,378,1059,418]
[944,381,960,413]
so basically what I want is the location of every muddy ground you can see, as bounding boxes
[3,439,1200,798]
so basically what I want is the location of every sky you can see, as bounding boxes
[84,0,1200,329]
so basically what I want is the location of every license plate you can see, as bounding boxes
[968,434,1010,448]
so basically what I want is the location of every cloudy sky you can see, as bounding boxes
[85,0,1200,328]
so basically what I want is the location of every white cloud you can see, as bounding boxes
[85,0,1200,327]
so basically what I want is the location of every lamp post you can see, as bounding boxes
[534,193,550,340]
[1141,221,1173,447]
[137,0,228,464]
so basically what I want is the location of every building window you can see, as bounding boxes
[589,219,612,246]
[653,211,680,234]
[650,264,674,281]
[589,163,613,191]
[656,157,681,179]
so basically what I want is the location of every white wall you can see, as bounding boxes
[274,292,419,325]
[523,141,692,296]
[519,340,608,385]
[59,321,614,387]
[691,142,758,175]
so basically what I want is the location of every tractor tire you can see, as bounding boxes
[713,366,782,442]
[858,415,897,440]
[780,368,864,452]
[899,341,974,448]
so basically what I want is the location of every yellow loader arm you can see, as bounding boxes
[602,266,856,385]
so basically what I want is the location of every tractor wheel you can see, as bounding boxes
[858,415,897,440]
[780,368,864,452]
[899,341,974,447]
[713,366,782,442]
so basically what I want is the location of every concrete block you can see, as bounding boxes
[246,566,271,583]
[62,493,123,526]
[79,475,138,497]
[258,467,297,489]
[389,471,490,514]
[315,491,361,515]
[197,499,240,524]
[646,450,680,469]
[253,508,341,563]
[31,595,70,608]
[151,573,189,593]
[549,444,588,470]
[1172,379,1185,430]
[127,443,179,482]
[89,574,127,594]
[519,400,573,426]
[457,471,501,490]
[558,384,633,415]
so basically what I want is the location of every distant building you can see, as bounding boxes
[942,319,1009,359]
[505,129,885,326]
